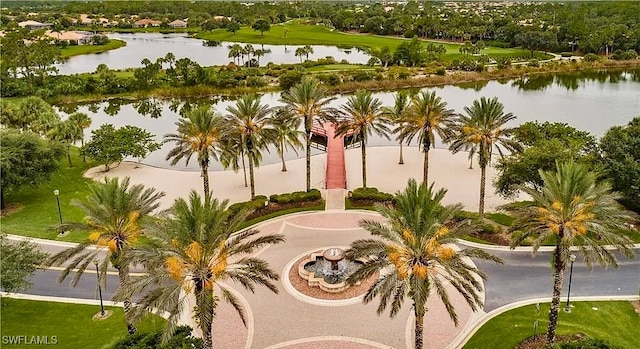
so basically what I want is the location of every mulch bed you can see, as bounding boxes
[515,334,587,349]
[288,252,377,301]
[246,199,323,221]
[0,203,23,217]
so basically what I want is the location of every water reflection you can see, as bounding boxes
[58,69,640,170]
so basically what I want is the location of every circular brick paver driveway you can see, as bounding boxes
[213,211,478,349]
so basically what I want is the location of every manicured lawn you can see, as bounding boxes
[2,148,99,242]
[0,298,164,349]
[196,22,537,61]
[60,39,127,58]
[463,301,640,349]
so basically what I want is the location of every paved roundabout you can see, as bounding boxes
[211,211,478,349]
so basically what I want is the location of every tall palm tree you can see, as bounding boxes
[280,78,337,191]
[116,191,284,349]
[382,91,411,165]
[449,97,521,219]
[346,179,502,349]
[164,106,225,195]
[336,90,390,188]
[269,107,304,172]
[225,94,274,200]
[68,112,91,162]
[507,162,637,348]
[219,129,249,188]
[48,119,81,167]
[396,91,455,184]
[46,177,165,335]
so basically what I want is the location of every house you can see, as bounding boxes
[18,20,52,30]
[134,18,162,28]
[213,16,232,21]
[45,30,92,44]
[168,19,187,28]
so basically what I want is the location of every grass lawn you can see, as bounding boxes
[307,64,373,72]
[0,298,164,349]
[196,21,538,61]
[240,201,326,229]
[463,301,640,349]
[2,148,100,242]
[60,39,127,58]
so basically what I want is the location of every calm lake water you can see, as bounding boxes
[59,69,640,171]
[56,33,371,74]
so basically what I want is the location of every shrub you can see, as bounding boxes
[435,67,446,76]
[583,53,600,62]
[611,49,638,60]
[397,69,411,79]
[479,223,498,234]
[528,59,540,67]
[113,326,203,349]
[278,70,303,90]
[91,34,109,45]
[350,187,394,203]
[228,195,269,215]
[269,189,321,204]
[350,70,373,82]
[560,52,573,58]
[557,338,621,349]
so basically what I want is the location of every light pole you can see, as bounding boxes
[94,260,105,317]
[564,254,577,313]
[53,190,63,232]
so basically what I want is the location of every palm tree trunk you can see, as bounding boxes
[306,127,311,192]
[195,286,213,349]
[398,142,404,164]
[248,152,256,200]
[414,309,424,349]
[81,137,86,162]
[201,164,210,194]
[361,140,367,188]
[280,140,287,172]
[116,265,136,335]
[546,246,566,348]
[423,148,430,184]
[66,146,72,167]
[241,151,248,187]
[479,164,486,219]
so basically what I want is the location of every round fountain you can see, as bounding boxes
[298,247,363,293]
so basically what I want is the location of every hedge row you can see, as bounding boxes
[269,189,321,204]
[228,195,269,215]
[350,187,395,203]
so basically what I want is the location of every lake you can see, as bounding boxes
[56,32,371,74]
[59,69,640,171]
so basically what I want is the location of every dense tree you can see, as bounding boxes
[599,117,640,212]
[495,121,598,199]
[0,233,48,292]
[225,94,274,199]
[48,119,82,167]
[396,91,455,184]
[116,191,284,349]
[449,97,520,219]
[251,18,271,36]
[280,78,337,191]
[507,162,636,348]
[382,91,412,164]
[82,124,160,172]
[226,21,241,35]
[0,129,64,209]
[393,37,425,67]
[119,125,161,166]
[346,179,502,349]
[336,90,390,188]
[164,106,225,195]
[0,97,60,135]
[47,177,165,335]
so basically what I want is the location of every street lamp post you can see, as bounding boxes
[94,260,105,317]
[564,254,577,313]
[53,190,63,233]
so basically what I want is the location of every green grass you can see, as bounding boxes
[463,301,640,349]
[485,212,515,226]
[2,148,100,242]
[239,201,326,229]
[307,64,373,72]
[60,39,127,58]
[0,298,165,349]
[196,21,538,61]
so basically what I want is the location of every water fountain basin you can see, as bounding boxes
[298,247,362,294]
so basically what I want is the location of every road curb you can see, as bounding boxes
[447,295,640,349]
[456,239,640,252]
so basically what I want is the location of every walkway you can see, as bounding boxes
[324,123,346,190]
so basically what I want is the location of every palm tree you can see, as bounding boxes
[164,106,225,195]
[336,90,390,188]
[46,177,164,335]
[346,179,502,349]
[396,91,455,184]
[280,78,337,191]
[219,129,250,188]
[269,107,304,172]
[507,162,637,348]
[449,97,521,219]
[116,191,284,349]
[225,94,274,199]
[228,44,243,65]
[48,119,81,167]
[382,91,411,165]
[68,112,91,162]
